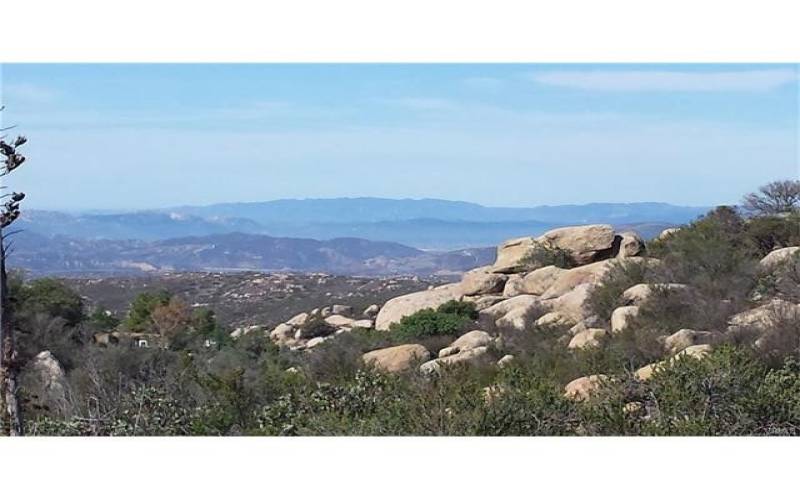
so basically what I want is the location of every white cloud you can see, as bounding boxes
[529,68,798,92]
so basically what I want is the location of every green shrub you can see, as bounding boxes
[636,346,795,435]
[473,364,581,435]
[15,278,85,326]
[520,240,577,270]
[300,328,380,382]
[123,290,172,332]
[437,299,478,320]
[87,306,120,331]
[635,286,717,334]
[649,206,757,299]
[386,300,478,342]
[389,308,471,342]
[743,213,800,257]
[300,314,337,338]
[21,181,800,436]
[587,259,653,323]
[753,251,800,303]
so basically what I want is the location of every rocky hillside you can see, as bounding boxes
[15,185,800,436]
[65,272,440,328]
[260,224,650,353]
[256,220,800,400]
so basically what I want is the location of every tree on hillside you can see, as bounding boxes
[150,297,191,338]
[123,290,172,332]
[742,179,800,216]
[16,278,85,327]
[0,109,28,435]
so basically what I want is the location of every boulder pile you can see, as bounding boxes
[252,222,800,402]
[232,302,379,351]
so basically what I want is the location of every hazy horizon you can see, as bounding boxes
[2,63,798,211]
[26,196,716,215]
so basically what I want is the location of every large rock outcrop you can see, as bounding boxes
[544,283,593,323]
[617,231,646,258]
[538,224,617,265]
[539,260,614,299]
[483,295,543,332]
[519,265,568,296]
[481,294,541,319]
[375,283,464,331]
[492,236,540,273]
[491,224,624,274]
[459,267,508,296]
[462,294,506,311]
[26,351,69,414]
[759,246,800,270]
[540,257,655,300]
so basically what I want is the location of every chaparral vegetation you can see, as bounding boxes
[4,180,800,436]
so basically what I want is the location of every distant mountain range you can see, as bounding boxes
[9,232,495,277]
[171,198,709,226]
[9,198,710,276]
[19,198,709,249]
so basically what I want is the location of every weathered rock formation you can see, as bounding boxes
[459,267,508,296]
[362,344,431,373]
[663,329,718,355]
[26,351,69,415]
[621,283,689,306]
[564,374,609,401]
[611,305,640,333]
[568,328,608,350]
[375,283,464,331]
[635,344,712,381]
[759,246,800,270]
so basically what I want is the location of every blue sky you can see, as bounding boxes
[1,64,797,211]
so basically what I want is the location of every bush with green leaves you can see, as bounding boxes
[27,385,196,436]
[437,299,478,320]
[18,181,800,436]
[123,289,172,332]
[649,206,757,300]
[753,249,800,302]
[388,300,477,342]
[743,213,800,257]
[87,306,121,331]
[478,365,579,435]
[586,259,654,323]
[14,278,85,327]
[520,240,577,270]
[636,346,800,436]
[300,314,337,338]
